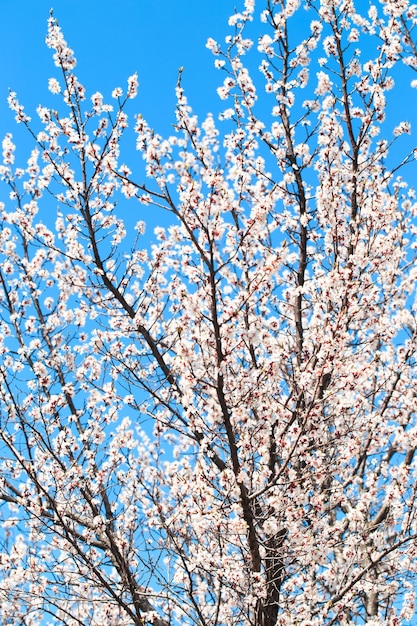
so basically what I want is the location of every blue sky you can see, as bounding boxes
[0,0,235,141]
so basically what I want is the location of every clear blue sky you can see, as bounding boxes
[0,0,234,140]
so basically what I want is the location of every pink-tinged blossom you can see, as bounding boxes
[2,134,15,165]
[258,34,274,55]
[7,92,31,124]
[206,37,219,53]
[127,72,138,98]
[48,77,61,94]
[394,121,411,135]
[112,86,123,99]
[45,15,77,71]
[91,91,103,113]
[315,70,333,95]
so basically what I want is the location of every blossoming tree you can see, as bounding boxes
[1,0,417,624]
